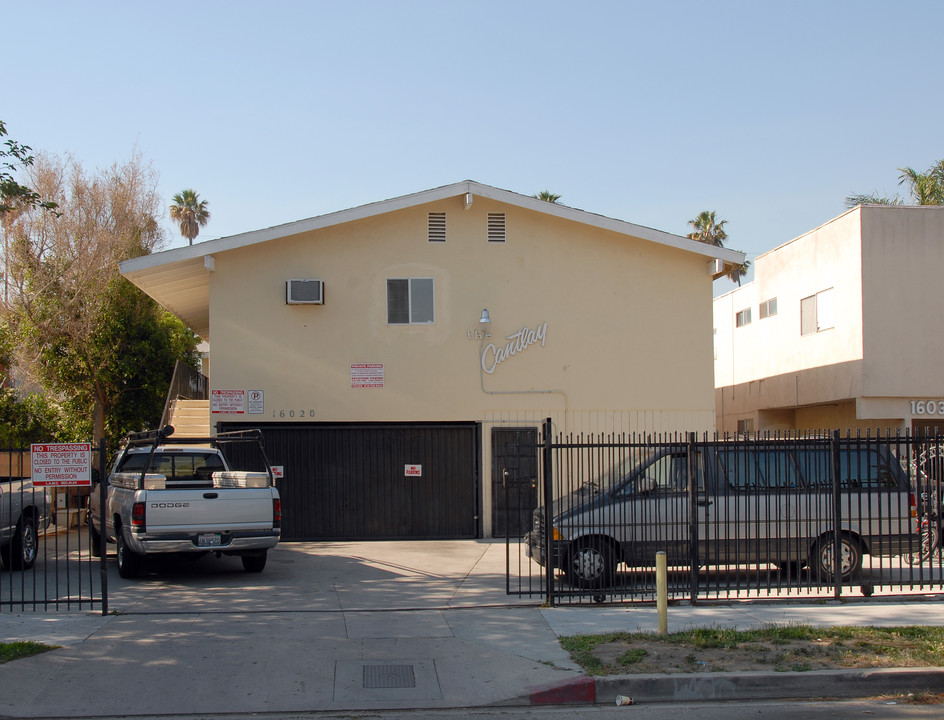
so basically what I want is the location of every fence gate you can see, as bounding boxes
[1,447,106,613]
[492,427,539,538]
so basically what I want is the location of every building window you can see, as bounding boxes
[737,418,755,437]
[759,297,777,319]
[735,308,752,328]
[800,288,834,335]
[387,278,434,324]
[487,212,506,242]
[427,212,446,242]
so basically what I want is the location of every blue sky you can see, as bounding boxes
[4,1,942,286]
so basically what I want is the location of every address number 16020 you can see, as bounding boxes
[272,409,316,418]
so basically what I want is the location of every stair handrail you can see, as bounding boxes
[159,360,209,429]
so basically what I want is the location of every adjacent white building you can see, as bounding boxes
[714,205,944,435]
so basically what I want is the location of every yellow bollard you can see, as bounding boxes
[656,551,668,634]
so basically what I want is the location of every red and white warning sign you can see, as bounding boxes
[30,443,92,487]
[351,363,384,388]
[211,389,246,414]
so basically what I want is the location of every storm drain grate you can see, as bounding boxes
[363,664,416,689]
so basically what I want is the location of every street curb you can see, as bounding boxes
[528,675,596,704]
[595,667,944,704]
[523,668,944,705]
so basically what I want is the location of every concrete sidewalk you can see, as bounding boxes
[0,540,942,716]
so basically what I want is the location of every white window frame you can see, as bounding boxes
[800,288,834,336]
[735,307,752,328]
[386,277,435,325]
[759,297,777,319]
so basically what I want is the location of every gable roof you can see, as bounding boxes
[121,180,745,340]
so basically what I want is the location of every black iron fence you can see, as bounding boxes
[507,423,944,605]
[1,447,106,612]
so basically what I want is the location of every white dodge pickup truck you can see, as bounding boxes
[89,427,281,578]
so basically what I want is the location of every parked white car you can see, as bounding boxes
[1,477,52,570]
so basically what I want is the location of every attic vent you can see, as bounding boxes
[286,279,324,305]
[487,212,506,243]
[427,212,446,242]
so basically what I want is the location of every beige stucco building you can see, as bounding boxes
[714,204,944,436]
[122,181,742,539]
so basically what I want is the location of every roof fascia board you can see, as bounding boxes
[466,182,744,263]
[122,180,744,276]
[120,181,475,276]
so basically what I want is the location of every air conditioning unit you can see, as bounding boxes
[286,279,324,305]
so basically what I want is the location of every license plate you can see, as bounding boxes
[197,533,222,547]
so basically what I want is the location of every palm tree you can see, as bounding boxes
[534,190,562,203]
[169,189,210,245]
[847,158,944,208]
[686,210,728,247]
[687,210,749,286]
[898,164,944,206]
[844,192,902,208]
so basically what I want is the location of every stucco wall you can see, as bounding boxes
[861,206,944,400]
[714,209,865,391]
[206,194,717,433]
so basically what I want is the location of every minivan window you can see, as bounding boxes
[838,449,898,489]
[794,448,899,490]
[617,452,689,496]
[716,448,801,490]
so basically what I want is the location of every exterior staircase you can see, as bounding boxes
[166,399,210,438]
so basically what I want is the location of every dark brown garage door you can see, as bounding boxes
[220,422,480,540]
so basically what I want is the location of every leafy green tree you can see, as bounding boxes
[0,120,57,216]
[169,188,210,245]
[687,210,750,286]
[3,152,198,447]
[0,318,64,445]
[42,276,198,446]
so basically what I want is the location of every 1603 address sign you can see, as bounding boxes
[910,400,944,416]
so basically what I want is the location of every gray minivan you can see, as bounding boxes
[526,440,917,588]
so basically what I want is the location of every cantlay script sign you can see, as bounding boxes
[481,322,548,374]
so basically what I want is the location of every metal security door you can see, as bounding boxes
[492,427,539,538]
[221,422,480,540]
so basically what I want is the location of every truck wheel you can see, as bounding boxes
[813,534,862,582]
[116,530,141,579]
[241,550,267,573]
[1,515,38,571]
[567,539,615,589]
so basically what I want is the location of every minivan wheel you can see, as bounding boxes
[567,539,615,589]
[813,534,862,581]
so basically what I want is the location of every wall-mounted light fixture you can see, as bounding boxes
[479,308,491,325]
